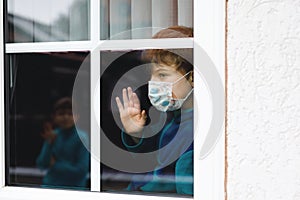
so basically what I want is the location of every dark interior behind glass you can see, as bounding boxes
[5,52,91,190]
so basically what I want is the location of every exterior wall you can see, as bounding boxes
[227,0,300,199]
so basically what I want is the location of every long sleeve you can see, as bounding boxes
[39,128,90,188]
[121,110,194,194]
[121,112,169,153]
[51,142,89,179]
[121,130,145,152]
[175,150,193,194]
[36,141,52,169]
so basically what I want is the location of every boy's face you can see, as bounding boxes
[53,109,77,130]
[150,64,193,99]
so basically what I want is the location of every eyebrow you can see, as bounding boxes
[152,67,169,73]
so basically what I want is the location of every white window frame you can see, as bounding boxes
[0,0,226,199]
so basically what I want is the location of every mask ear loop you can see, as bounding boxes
[172,71,193,85]
[172,87,194,101]
[171,71,194,100]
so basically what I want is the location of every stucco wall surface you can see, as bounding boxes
[227,0,300,199]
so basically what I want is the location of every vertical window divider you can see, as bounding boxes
[90,49,101,192]
[0,0,5,189]
[91,0,100,42]
[90,0,101,192]
[214,0,226,199]
[194,0,226,200]
[194,1,202,199]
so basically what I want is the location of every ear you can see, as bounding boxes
[188,71,194,87]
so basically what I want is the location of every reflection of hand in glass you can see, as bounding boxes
[41,122,57,144]
[36,97,90,189]
[50,156,56,166]
[115,87,147,136]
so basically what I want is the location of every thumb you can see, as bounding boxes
[141,110,147,120]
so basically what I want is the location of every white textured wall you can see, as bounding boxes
[227,0,300,199]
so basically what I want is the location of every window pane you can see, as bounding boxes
[100,0,193,40]
[7,0,90,43]
[5,52,91,191]
[100,48,194,196]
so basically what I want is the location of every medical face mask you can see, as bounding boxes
[148,72,194,112]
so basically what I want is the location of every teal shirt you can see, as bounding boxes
[122,109,193,195]
[36,126,90,189]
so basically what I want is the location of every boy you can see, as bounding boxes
[115,26,194,195]
[36,97,90,189]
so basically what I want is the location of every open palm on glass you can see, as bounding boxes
[115,87,147,136]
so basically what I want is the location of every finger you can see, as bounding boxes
[141,110,147,120]
[132,93,141,109]
[41,132,49,140]
[129,99,134,108]
[127,87,133,100]
[127,87,134,107]
[115,97,124,112]
[122,88,129,108]
[43,122,52,132]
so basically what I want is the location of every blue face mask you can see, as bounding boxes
[148,72,193,112]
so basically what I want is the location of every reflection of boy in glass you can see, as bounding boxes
[115,26,194,195]
[36,97,89,189]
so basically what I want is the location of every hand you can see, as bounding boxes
[41,122,56,144]
[115,87,147,136]
[50,156,56,166]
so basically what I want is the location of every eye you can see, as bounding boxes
[159,73,167,78]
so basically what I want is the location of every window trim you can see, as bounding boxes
[5,38,194,53]
[0,0,5,190]
[0,0,226,199]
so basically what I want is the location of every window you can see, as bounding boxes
[100,0,193,40]
[0,0,226,199]
[7,0,90,42]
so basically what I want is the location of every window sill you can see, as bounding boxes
[0,186,192,200]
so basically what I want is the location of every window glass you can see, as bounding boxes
[100,0,193,40]
[100,48,194,196]
[6,52,91,191]
[7,0,90,43]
